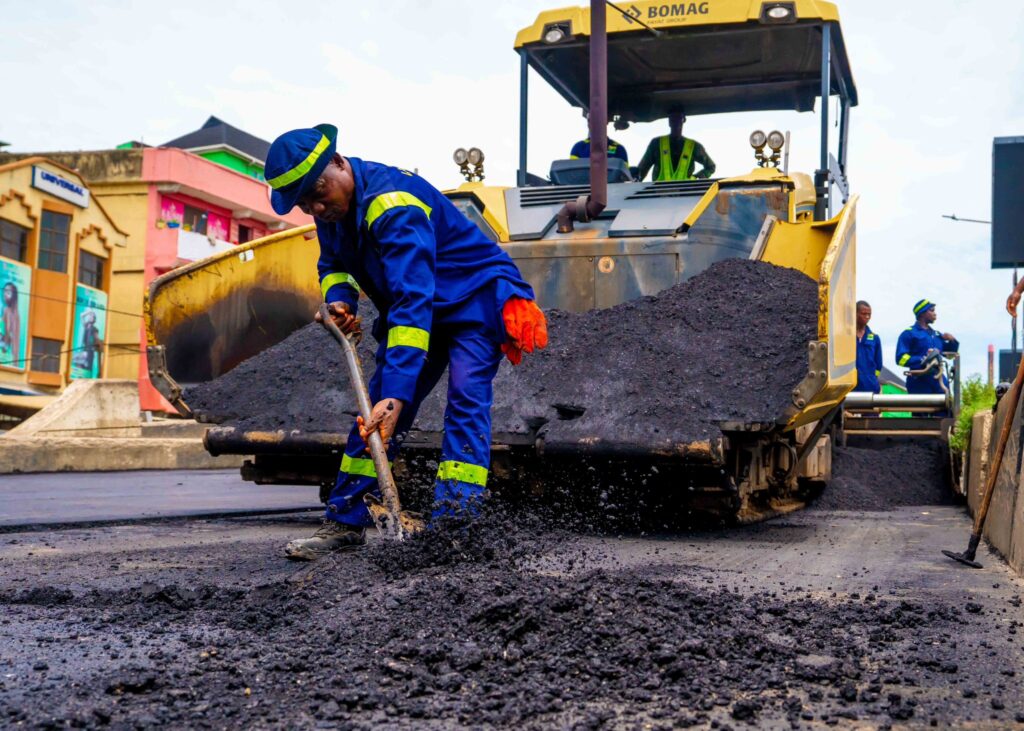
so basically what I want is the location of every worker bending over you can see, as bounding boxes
[853,300,881,394]
[895,299,958,396]
[264,124,548,560]
[636,111,715,182]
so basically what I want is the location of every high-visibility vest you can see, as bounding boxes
[656,136,696,181]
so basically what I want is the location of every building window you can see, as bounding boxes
[38,210,70,273]
[78,251,105,289]
[183,205,208,234]
[238,225,252,244]
[0,219,30,262]
[31,337,62,373]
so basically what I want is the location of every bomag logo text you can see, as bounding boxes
[648,2,710,18]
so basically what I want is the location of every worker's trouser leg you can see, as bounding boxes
[325,339,449,528]
[432,328,502,519]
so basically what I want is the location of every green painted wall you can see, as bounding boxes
[199,150,265,181]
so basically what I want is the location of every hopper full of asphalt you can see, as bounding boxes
[186,258,818,448]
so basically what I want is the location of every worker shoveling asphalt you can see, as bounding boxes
[265,124,548,560]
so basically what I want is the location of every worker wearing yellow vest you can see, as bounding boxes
[636,111,716,182]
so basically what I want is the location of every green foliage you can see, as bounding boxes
[950,375,996,452]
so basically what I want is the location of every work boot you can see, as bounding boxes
[284,520,366,561]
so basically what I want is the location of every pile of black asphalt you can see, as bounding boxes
[187,257,819,448]
[2,501,1022,729]
[812,441,955,511]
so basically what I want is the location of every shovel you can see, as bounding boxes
[942,349,1024,568]
[318,304,424,541]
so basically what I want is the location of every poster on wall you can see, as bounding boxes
[70,284,108,379]
[0,257,31,371]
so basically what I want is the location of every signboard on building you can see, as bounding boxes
[70,284,107,379]
[31,166,90,208]
[0,258,31,371]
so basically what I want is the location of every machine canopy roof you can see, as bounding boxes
[516,2,857,122]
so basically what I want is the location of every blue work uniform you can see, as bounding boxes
[316,158,534,527]
[895,323,959,395]
[853,326,882,393]
[569,138,629,163]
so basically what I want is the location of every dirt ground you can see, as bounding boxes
[2,486,1023,730]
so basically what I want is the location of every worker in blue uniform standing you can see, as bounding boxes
[852,300,882,393]
[569,135,629,164]
[263,124,548,560]
[895,299,958,396]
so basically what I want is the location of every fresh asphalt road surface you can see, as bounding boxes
[0,470,320,527]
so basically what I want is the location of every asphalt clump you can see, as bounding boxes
[187,258,818,446]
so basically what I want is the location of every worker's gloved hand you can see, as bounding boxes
[922,348,942,372]
[358,398,403,449]
[315,302,362,339]
[501,297,549,366]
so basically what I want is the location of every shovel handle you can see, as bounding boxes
[318,305,403,525]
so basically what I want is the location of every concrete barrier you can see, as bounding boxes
[966,410,992,513]
[0,436,244,473]
[9,379,141,438]
[965,386,1024,575]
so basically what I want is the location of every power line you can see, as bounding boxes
[7,290,144,319]
[942,214,992,225]
[1,342,140,368]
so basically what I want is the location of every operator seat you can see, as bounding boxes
[549,158,632,185]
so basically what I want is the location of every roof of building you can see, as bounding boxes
[162,116,270,163]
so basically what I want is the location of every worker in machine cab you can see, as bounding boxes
[264,124,548,560]
[569,135,629,164]
[636,111,716,182]
[895,299,958,396]
[853,300,882,394]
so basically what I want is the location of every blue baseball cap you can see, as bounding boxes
[913,299,936,316]
[265,124,338,215]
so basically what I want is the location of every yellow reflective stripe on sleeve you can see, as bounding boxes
[320,272,360,298]
[387,326,429,351]
[437,460,488,487]
[340,454,378,478]
[365,191,432,229]
[898,354,911,366]
[267,134,330,190]
[569,154,579,159]
[875,370,881,376]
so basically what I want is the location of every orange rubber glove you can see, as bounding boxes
[501,297,548,365]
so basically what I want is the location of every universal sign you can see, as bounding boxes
[31,166,90,208]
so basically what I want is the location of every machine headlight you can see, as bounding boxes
[467,147,485,166]
[453,148,469,165]
[749,130,767,150]
[767,130,785,151]
[767,6,791,19]
[544,27,565,43]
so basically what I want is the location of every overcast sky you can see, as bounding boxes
[4,0,1024,380]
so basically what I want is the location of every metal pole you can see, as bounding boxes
[588,0,608,212]
[518,51,529,187]
[814,23,831,221]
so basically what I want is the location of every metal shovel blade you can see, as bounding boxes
[363,493,426,541]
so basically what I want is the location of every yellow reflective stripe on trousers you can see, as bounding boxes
[436,460,488,487]
[365,191,432,229]
[387,326,429,351]
[340,454,388,479]
[266,135,330,190]
[320,272,360,298]
[898,354,911,366]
